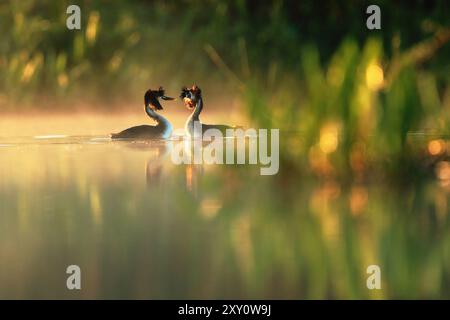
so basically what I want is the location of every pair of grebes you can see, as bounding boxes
[111,85,238,140]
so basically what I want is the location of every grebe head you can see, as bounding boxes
[144,86,174,110]
[180,85,202,110]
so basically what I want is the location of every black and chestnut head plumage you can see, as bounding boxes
[144,86,174,110]
[180,85,202,110]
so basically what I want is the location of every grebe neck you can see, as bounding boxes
[191,97,203,121]
[145,105,170,128]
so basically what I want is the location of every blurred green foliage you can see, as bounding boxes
[0,0,449,109]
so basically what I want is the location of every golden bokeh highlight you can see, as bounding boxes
[57,73,69,87]
[86,11,100,44]
[365,63,384,91]
[319,123,339,154]
[21,62,36,83]
[310,181,341,241]
[428,139,446,156]
[89,187,103,225]
[436,161,450,188]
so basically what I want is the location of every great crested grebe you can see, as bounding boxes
[180,85,240,138]
[111,87,174,139]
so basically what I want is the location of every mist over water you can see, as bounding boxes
[0,115,449,299]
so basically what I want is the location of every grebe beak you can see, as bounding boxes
[161,95,174,101]
[145,94,164,110]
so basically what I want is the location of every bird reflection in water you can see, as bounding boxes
[185,164,204,197]
[177,137,212,197]
[144,141,172,189]
[113,139,172,189]
[145,156,163,187]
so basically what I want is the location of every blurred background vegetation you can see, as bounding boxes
[1,0,449,110]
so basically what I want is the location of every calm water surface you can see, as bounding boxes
[0,116,449,299]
